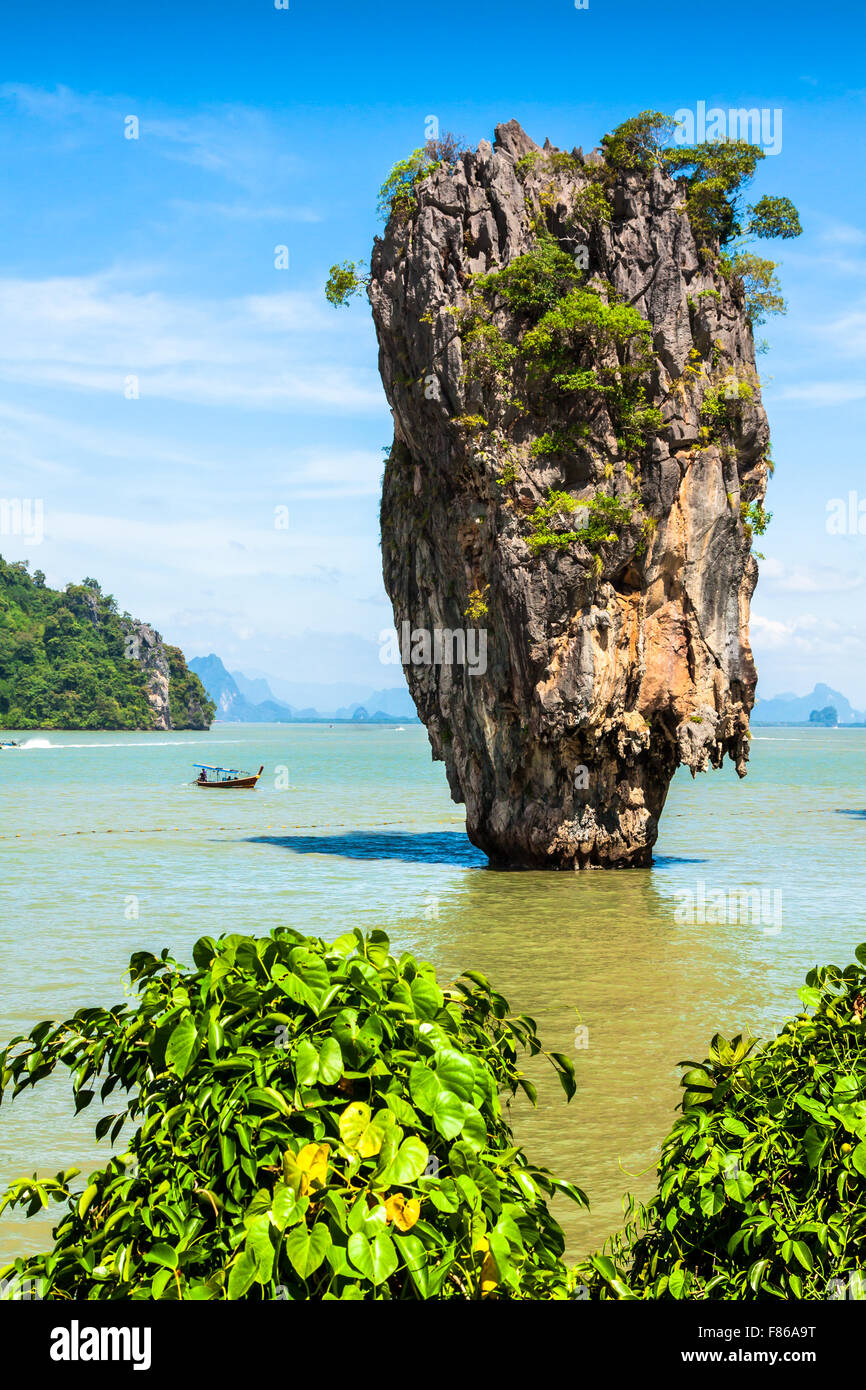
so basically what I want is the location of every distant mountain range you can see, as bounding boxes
[189,654,418,724]
[752,684,866,726]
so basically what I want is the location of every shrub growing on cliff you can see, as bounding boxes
[578,946,866,1300]
[0,928,583,1300]
[476,233,584,318]
[526,489,638,556]
[377,148,441,221]
[601,111,677,171]
[721,251,787,326]
[325,260,369,308]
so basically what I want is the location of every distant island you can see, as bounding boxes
[752,683,866,728]
[0,556,214,731]
[190,654,419,725]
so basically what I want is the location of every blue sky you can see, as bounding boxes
[2,0,866,700]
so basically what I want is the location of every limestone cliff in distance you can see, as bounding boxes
[370,120,770,868]
[0,556,214,731]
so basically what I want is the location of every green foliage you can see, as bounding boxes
[454,414,488,433]
[0,928,583,1300]
[166,647,213,731]
[661,142,802,285]
[515,149,581,182]
[526,489,637,557]
[617,401,664,457]
[526,490,581,553]
[700,378,754,437]
[475,234,584,319]
[462,323,518,382]
[325,261,368,308]
[569,181,612,228]
[521,288,652,370]
[377,148,440,221]
[741,499,772,540]
[0,557,213,731]
[464,586,490,621]
[519,289,658,459]
[577,946,866,1299]
[745,195,802,241]
[723,252,787,325]
[529,428,589,459]
[664,141,765,246]
[495,455,519,488]
[602,111,678,171]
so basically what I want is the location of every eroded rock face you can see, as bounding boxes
[369,121,768,868]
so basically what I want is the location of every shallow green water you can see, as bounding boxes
[2,723,865,1263]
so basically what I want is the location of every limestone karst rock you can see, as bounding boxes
[369,121,769,868]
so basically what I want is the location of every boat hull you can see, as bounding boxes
[195,765,264,789]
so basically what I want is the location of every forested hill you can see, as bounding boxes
[0,557,215,731]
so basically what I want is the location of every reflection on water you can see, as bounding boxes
[2,724,866,1262]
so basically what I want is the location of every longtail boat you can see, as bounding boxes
[193,763,263,789]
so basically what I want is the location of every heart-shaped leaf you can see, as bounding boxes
[348,1229,398,1286]
[285,1223,332,1280]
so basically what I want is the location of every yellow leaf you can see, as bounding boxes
[480,1251,499,1295]
[339,1101,383,1157]
[296,1143,329,1188]
[383,1193,421,1231]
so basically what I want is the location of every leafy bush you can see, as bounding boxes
[745,195,802,241]
[325,261,368,308]
[515,149,581,182]
[526,489,638,557]
[577,946,866,1299]
[0,928,583,1300]
[476,234,584,319]
[741,499,772,541]
[521,288,653,370]
[569,181,612,229]
[464,586,490,621]
[722,251,787,325]
[529,428,589,459]
[377,148,440,221]
[664,141,765,246]
[601,111,678,171]
[462,322,518,383]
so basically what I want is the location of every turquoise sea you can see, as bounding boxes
[1,723,865,1262]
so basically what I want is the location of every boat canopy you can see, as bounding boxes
[194,764,241,774]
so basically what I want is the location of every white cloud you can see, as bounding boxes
[820,221,866,246]
[760,558,865,593]
[0,272,383,413]
[777,381,866,405]
[0,86,302,194]
[751,612,865,656]
[169,200,322,223]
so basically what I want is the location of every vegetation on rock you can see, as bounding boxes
[0,556,213,730]
[602,110,802,317]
